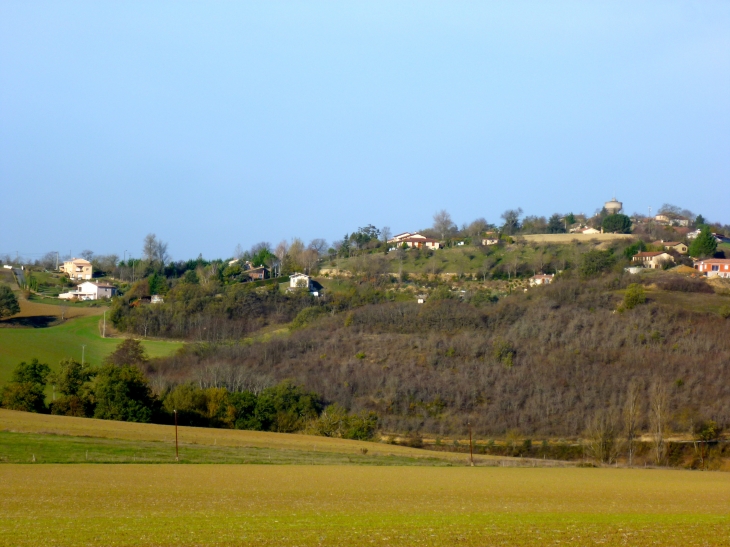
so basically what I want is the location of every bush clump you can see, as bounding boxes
[623,283,646,310]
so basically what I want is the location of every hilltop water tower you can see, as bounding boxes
[604,197,623,215]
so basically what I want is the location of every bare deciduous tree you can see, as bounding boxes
[585,409,618,464]
[381,226,392,245]
[649,382,669,465]
[432,210,455,240]
[143,234,169,266]
[500,208,523,235]
[623,381,641,467]
[309,239,328,256]
[233,244,244,260]
[302,249,319,274]
[467,218,489,239]
[274,240,289,268]
[80,249,94,261]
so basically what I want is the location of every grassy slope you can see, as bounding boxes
[327,241,604,277]
[1,464,729,546]
[0,409,469,462]
[0,315,183,383]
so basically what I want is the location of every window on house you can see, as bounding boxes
[712,265,719,271]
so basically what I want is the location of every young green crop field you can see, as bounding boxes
[0,409,477,464]
[1,410,729,546]
[0,314,183,383]
[1,464,728,546]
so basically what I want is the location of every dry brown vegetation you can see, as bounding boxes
[149,275,730,440]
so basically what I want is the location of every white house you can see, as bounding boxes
[529,274,554,286]
[632,252,674,269]
[59,281,117,301]
[580,227,601,235]
[290,273,313,290]
[481,232,499,246]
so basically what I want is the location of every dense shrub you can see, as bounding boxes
[655,276,714,294]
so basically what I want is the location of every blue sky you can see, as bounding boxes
[1,1,728,261]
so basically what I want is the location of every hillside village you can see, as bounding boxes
[1,198,730,463]
[3,198,729,306]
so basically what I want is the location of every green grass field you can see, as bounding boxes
[1,464,728,546]
[0,315,183,383]
[0,410,479,464]
[1,411,728,546]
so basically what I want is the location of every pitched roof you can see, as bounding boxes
[633,252,667,257]
[696,259,730,264]
[401,237,440,243]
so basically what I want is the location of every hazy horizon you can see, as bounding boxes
[2,2,728,262]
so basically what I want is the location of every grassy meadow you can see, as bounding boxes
[1,464,729,546]
[0,409,475,464]
[0,314,183,383]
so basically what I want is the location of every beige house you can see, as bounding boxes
[60,258,93,280]
[653,241,688,255]
[632,252,674,269]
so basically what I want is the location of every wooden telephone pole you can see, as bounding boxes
[468,421,474,467]
[174,410,179,462]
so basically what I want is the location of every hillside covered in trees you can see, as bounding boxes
[144,271,730,441]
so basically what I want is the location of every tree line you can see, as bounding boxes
[0,339,377,441]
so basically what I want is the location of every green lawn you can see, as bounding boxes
[0,315,183,384]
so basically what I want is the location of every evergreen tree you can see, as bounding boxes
[547,214,566,233]
[689,226,717,258]
[602,214,632,234]
[0,285,20,318]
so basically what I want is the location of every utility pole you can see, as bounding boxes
[468,421,474,467]
[81,344,86,365]
[174,410,179,462]
[102,310,106,338]
[55,252,59,271]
